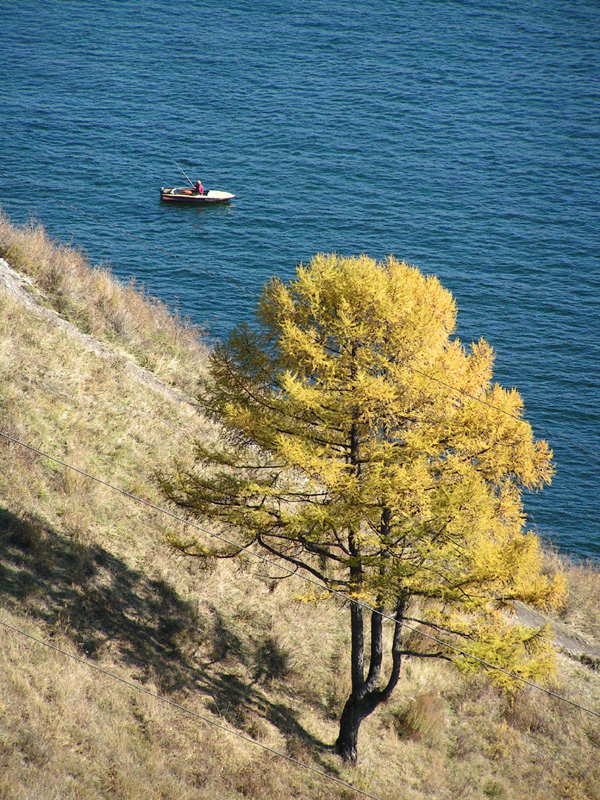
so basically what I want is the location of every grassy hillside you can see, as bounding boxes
[0,211,599,800]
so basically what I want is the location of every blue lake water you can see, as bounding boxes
[1,0,598,557]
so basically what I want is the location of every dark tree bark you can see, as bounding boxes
[334,594,406,762]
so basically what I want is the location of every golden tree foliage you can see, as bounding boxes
[161,254,565,760]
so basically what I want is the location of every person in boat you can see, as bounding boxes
[195,179,205,195]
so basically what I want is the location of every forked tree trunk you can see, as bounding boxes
[335,690,380,762]
[335,595,406,762]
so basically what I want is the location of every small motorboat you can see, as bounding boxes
[162,163,235,205]
[160,187,235,204]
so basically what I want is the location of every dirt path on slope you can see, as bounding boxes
[0,257,194,407]
[515,601,600,664]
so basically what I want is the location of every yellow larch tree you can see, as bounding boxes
[160,253,565,762]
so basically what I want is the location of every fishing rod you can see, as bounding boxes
[174,162,195,187]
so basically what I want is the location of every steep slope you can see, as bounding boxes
[0,213,599,800]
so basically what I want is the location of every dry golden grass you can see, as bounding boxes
[0,609,352,800]
[549,554,600,640]
[0,208,208,396]
[1,213,599,799]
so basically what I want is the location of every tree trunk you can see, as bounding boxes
[335,692,377,763]
[334,594,407,763]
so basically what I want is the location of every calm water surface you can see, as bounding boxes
[1,0,598,556]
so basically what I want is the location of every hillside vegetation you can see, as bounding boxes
[0,210,599,800]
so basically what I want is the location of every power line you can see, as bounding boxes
[1,428,598,721]
[1,174,598,468]
[400,361,600,469]
[1,189,598,594]
[0,618,386,800]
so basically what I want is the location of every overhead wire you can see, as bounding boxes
[0,428,598,721]
[0,147,598,795]
[401,361,600,468]
[1,176,599,729]
[0,241,599,798]
[1,170,598,469]
[0,618,386,800]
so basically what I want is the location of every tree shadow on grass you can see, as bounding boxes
[0,507,334,766]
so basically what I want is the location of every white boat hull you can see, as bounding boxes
[161,187,235,204]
